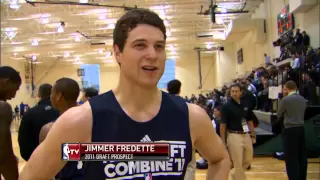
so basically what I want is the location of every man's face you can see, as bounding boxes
[114,24,166,88]
[50,85,61,109]
[230,86,241,100]
[0,79,20,100]
[213,108,220,118]
[283,86,289,96]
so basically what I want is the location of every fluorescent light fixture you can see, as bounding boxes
[74,36,81,42]
[31,39,39,46]
[107,23,115,29]
[99,14,107,20]
[75,56,80,61]
[98,49,104,54]
[73,61,84,64]
[164,20,169,26]
[166,29,171,37]
[57,26,64,33]
[168,44,175,51]
[79,0,88,3]
[9,0,20,9]
[64,52,70,58]
[206,43,213,49]
[103,60,113,63]
[32,55,37,61]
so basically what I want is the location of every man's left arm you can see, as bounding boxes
[277,98,286,120]
[188,104,231,180]
[247,111,256,144]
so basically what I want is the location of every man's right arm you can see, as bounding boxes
[219,105,229,145]
[19,103,92,180]
[0,101,19,179]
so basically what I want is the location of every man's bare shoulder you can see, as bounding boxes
[0,100,12,114]
[187,103,209,122]
[50,102,92,142]
[58,102,92,126]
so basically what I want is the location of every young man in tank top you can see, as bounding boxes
[0,66,21,180]
[39,78,83,180]
[20,9,231,180]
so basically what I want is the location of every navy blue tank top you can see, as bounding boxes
[84,91,192,180]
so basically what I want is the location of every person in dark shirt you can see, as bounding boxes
[19,102,25,119]
[302,31,310,54]
[220,84,256,180]
[0,66,21,180]
[167,79,181,95]
[14,105,19,121]
[81,87,99,103]
[18,83,59,161]
[39,78,82,180]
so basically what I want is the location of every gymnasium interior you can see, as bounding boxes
[1,0,320,179]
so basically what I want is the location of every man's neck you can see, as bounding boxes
[232,97,240,104]
[114,75,161,111]
[58,102,77,114]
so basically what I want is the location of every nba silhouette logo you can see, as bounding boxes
[61,143,81,161]
[144,173,152,180]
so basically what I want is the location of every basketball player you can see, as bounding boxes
[38,78,83,180]
[0,66,21,180]
[20,9,230,180]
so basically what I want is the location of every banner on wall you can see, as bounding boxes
[157,60,176,89]
[79,64,100,91]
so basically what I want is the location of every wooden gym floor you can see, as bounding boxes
[10,121,320,180]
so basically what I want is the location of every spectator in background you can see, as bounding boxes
[264,53,271,66]
[245,78,257,94]
[14,105,19,121]
[277,80,307,180]
[167,79,181,96]
[81,87,99,103]
[18,83,59,161]
[291,53,300,70]
[302,31,310,54]
[299,72,318,105]
[20,102,25,119]
[294,28,303,48]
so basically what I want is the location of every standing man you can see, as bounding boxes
[220,84,256,180]
[18,83,60,161]
[0,66,21,180]
[277,80,307,180]
[19,102,25,119]
[167,79,181,95]
[39,78,83,180]
[20,9,230,180]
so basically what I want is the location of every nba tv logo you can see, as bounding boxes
[144,173,152,180]
[61,143,81,161]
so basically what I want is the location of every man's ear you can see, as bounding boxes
[113,44,122,64]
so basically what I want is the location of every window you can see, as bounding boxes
[157,60,176,89]
[80,64,100,91]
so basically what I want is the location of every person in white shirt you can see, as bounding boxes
[291,53,300,69]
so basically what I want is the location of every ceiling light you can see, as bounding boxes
[107,23,115,29]
[166,29,171,37]
[32,55,37,61]
[64,52,70,58]
[9,0,20,9]
[31,39,39,46]
[79,0,88,3]
[98,49,104,54]
[103,60,113,63]
[105,52,113,57]
[158,10,166,19]
[169,44,175,51]
[74,36,81,42]
[5,30,17,40]
[75,56,80,61]
[99,14,107,20]
[164,20,169,26]
[206,43,213,49]
[57,26,64,33]
[40,14,51,24]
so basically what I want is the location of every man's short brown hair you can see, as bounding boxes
[284,80,297,90]
[113,9,166,52]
